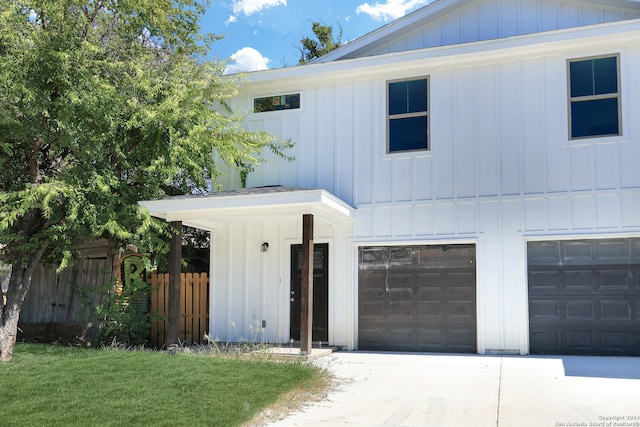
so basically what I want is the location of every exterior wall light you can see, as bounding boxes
[261,242,269,252]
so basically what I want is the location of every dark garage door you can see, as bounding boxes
[358,244,476,353]
[528,239,640,356]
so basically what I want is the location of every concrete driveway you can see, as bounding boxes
[267,352,640,427]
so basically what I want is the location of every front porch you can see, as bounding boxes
[140,186,356,352]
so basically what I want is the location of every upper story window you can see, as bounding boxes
[254,93,300,113]
[387,77,429,153]
[568,55,620,139]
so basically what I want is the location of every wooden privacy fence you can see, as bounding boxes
[149,272,209,348]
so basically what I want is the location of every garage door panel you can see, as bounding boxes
[529,270,561,291]
[528,241,561,266]
[600,301,631,320]
[565,270,594,289]
[447,270,476,284]
[563,241,594,264]
[599,269,635,289]
[598,240,629,262]
[416,272,446,290]
[447,300,476,320]
[359,244,477,353]
[531,330,560,349]
[389,301,414,319]
[417,301,445,321]
[529,238,640,356]
[566,301,594,320]
[360,301,386,318]
[566,330,594,350]
[530,300,560,320]
[447,329,477,348]
[415,246,475,269]
[415,329,448,352]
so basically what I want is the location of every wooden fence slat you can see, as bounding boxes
[199,273,208,343]
[185,273,193,345]
[150,274,159,347]
[149,272,208,348]
[160,273,168,347]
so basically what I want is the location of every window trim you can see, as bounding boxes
[386,76,430,154]
[567,54,621,140]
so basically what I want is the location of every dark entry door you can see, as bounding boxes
[358,244,477,353]
[290,243,329,342]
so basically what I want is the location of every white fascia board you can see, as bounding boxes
[139,189,355,226]
[316,0,463,63]
[318,0,640,62]
[242,19,640,87]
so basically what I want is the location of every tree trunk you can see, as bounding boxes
[0,247,46,362]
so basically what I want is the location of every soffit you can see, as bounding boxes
[139,186,356,231]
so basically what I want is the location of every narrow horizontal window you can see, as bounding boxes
[387,77,429,153]
[254,94,300,113]
[568,55,620,139]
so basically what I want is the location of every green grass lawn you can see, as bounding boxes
[0,343,327,427]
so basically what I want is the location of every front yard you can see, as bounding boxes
[0,343,329,426]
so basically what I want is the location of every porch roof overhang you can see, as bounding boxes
[139,186,356,231]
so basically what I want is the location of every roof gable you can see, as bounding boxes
[317,0,640,62]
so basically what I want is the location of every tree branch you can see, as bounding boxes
[29,138,43,184]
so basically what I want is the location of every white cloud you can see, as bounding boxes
[225,15,237,25]
[224,47,270,74]
[356,0,430,21]
[232,0,286,16]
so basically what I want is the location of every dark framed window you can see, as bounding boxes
[387,77,429,153]
[254,93,300,113]
[568,55,621,139]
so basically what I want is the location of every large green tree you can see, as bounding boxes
[298,21,342,64]
[0,0,291,361]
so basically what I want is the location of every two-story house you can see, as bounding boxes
[141,0,640,356]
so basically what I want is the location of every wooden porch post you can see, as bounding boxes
[166,221,182,348]
[300,214,314,355]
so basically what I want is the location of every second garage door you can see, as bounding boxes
[528,238,640,356]
[358,244,476,353]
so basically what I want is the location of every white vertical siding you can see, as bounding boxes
[299,89,318,189]
[336,81,355,203]
[433,70,455,200]
[454,66,477,199]
[223,32,640,354]
[210,217,354,347]
[414,155,433,199]
[543,55,568,193]
[244,44,640,239]
[521,58,546,195]
[355,0,640,58]
[316,84,336,191]
[498,61,522,196]
[354,80,374,204]
[476,63,499,197]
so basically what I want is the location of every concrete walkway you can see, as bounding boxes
[267,352,640,427]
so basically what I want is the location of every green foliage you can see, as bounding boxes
[0,1,292,284]
[2,343,325,426]
[74,272,154,347]
[298,21,343,64]
[94,277,152,347]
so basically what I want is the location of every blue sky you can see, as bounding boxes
[200,0,434,73]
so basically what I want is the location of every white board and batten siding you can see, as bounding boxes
[215,7,640,352]
[210,215,356,347]
[324,0,640,60]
